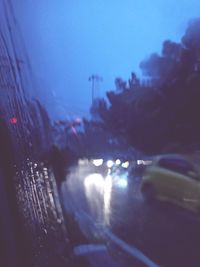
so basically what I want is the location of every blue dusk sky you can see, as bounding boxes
[15,0,200,119]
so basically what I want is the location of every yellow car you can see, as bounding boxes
[141,155,200,213]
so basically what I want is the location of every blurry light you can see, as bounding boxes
[137,160,152,165]
[79,159,88,165]
[113,171,128,189]
[143,160,152,165]
[104,175,112,225]
[122,161,129,168]
[104,174,112,191]
[71,126,78,136]
[116,178,128,188]
[92,159,103,167]
[75,117,82,124]
[84,173,104,189]
[9,117,17,124]
[115,159,121,165]
[107,160,114,168]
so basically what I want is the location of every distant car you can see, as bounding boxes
[141,154,200,213]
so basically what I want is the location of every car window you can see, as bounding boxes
[3,2,200,267]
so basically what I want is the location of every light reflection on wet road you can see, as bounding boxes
[62,162,200,267]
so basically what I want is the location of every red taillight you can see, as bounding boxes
[9,117,17,124]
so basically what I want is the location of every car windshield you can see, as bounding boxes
[2,1,200,267]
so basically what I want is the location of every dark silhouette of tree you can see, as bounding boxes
[90,98,108,121]
[115,77,127,91]
[182,18,200,54]
[94,19,200,154]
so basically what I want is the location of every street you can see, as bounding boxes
[62,161,200,267]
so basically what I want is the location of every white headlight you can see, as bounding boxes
[122,161,129,168]
[115,159,121,165]
[92,159,103,167]
[107,160,114,168]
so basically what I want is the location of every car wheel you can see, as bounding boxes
[141,183,156,202]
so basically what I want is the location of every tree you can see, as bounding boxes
[115,77,127,91]
[94,19,200,154]
[90,98,108,121]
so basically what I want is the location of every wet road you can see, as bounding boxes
[61,162,200,267]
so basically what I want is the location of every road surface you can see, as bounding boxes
[61,162,200,267]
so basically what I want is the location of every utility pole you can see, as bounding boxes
[88,74,103,105]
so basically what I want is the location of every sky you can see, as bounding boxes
[15,0,200,119]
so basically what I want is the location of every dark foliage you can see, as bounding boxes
[94,19,200,154]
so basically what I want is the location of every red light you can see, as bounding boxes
[9,117,17,124]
